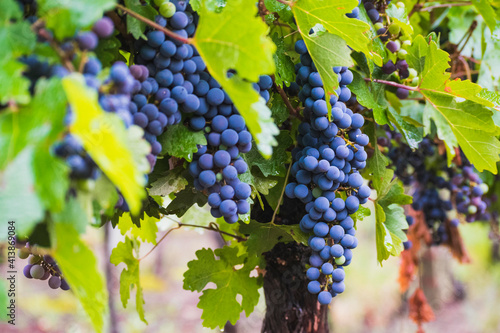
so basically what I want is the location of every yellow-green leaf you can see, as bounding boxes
[62,74,149,214]
[193,0,278,157]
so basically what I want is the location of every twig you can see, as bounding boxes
[420,2,472,11]
[275,0,294,6]
[271,162,293,224]
[364,78,419,91]
[139,225,181,261]
[138,219,246,261]
[106,10,128,38]
[115,4,191,44]
[458,20,478,55]
[272,74,298,117]
[37,28,75,71]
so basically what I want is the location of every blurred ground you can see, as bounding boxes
[1,211,499,333]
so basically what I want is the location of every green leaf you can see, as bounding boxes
[406,35,500,172]
[51,197,88,234]
[0,0,22,22]
[271,33,296,87]
[149,166,189,196]
[37,0,116,39]
[62,74,149,214]
[472,0,500,35]
[386,3,413,36]
[110,237,147,323]
[94,34,127,67]
[194,0,278,157]
[350,70,390,125]
[166,187,208,217]
[0,148,44,240]
[124,0,157,39]
[117,213,159,244]
[0,59,31,104]
[366,138,411,264]
[264,0,294,23]
[183,246,261,329]
[51,222,108,333]
[243,131,293,177]
[269,93,289,126]
[32,147,70,212]
[239,220,308,256]
[0,78,67,169]
[158,124,206,162]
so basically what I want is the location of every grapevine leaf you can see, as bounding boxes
[292,0,373,59]
[32,148,70,212]
[0,0,22,22]
[406,35,500,172]
[357,5,387,65]
[124,0,157,39]
[110,237,147,323]
[472,0,500,35]
[149,166,189,196]
[386,3,413,36]
[183,246,261,329]
[193,0,278,157]
[51,197,88,234]
[166,187,208,217]
[37,0,116,39]
[62,74,149,214]
[239,220,308,256]
[350,70,390,125]
[94,34,127,67]
[269,93,289,126]
[366,138,411,264]
[0,148,44,240]
[271,33,296,87]
[264,0,294,23]
[51,222,108,333]
[0,78,67,169]
[158,124,206,162]
[117,213,159,244]
[243,131,293,177]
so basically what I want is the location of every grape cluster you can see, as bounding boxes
[285,40,371,305]
[18,244,69,291]
[380,133,489,246]
[361,0,417,99]
[188,75,271,224]
[54,59,142,180]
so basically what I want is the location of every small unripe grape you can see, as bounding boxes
[480,183,489,193]
[408,68,418,79]
[411,77,420,86]
[402,40,412,49]
[335,256,346,265]
[18,248,30,259]
[397,2,405,8]
[29,255,41,265]
[312,187,323,198]
[468,205,478,214]
[154,0,167,6]
[160,2,176,18]
[398,49,408,59]
[388,24,401,35]
[374,22,384,31]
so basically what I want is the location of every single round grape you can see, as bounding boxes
[313,222,329,237]
[335,256,346,265]
[309,237,326,252]
[207,88,225,106]
[234,159,248,174]
[214,150,231,168]
[367,8,380,21]
[308,281,321,294]
[48,276,62,289]
[330,225,345,242]
[235,182,251,199]
[294,40,308,54]
[92,17,114,38]
[159,2,176,18]
[30,265,46,279]
[396,88,410,99]
[345,196,360,212]
[331,281,345,294]
[307,267,320,280]
[318,291,332,304]
[221,129,239,146]
[237,200,250,214]
[77,32,98,50]
[18,248,30,259]
[23,264,33,279]
[60,279,70,291]
[340,234,355,248]
[199,170,216,188]
[321,262,334,275]
[219,200,238,217]
[330,244,344,258]
[331,198,345,212]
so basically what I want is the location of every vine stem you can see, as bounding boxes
[364,78,419,91]
[138,220,246,261]
[115,4,191,44]
[271,74,299,117]
[275,0,294,6]
[420,2,472,11]
[270,161,293,225]
[37,28,75,71]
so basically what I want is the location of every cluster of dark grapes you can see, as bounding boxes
[18,244,69,291]
[361,0,417,99]
[285,39,371,305]
[381,134,489,246]
[54,60,142,181]
[132,0,272,224]
[189,76,271,224]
